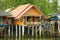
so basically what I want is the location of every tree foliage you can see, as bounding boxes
[0,0,58,17]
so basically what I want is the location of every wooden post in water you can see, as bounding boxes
[19,25,21,38]
[22,17,24,37]
[1,27,2,37]
[22,25,24,37]
[39,16,42,37]
[28,27,29,36]
[31,16,34,36]
[36,26,37,37]
[12,25,13,37]
[16,25,17,37]
[32,26,34,36]
[19,19,21,38]
[58,20,59,36]
[39,24,41,37]
[52,21,55,36]
[8,26,10,37]
[4,27,6,37]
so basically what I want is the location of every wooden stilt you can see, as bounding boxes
[1,28,2,37]
[12,25,13,37]
[39,17,42,37]
[19,25,21,38]
[16,25,17,37]
[28,27,29,35]
[39,25,41,37]
[36,26,37,37]
[58,21,59,36]
[32,26,34,36]
[22,25,24,36]
[5,27,6,37]
[22,17,24,37]
[19,18,21,38]
[8,26,10,37]
[53,23,54,35]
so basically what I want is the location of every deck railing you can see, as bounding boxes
[26,22,41,25]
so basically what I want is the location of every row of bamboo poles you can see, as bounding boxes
[0,24,42,38]
[0,23,59,38]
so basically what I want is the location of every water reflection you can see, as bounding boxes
[0,37,60,40]
[54,37,60,40]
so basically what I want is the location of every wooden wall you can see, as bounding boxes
[13,7,41,25]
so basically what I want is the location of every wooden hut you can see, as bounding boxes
[49,13,60,36]
[9,4,47,25]
[8,4,48,37]
[0,11,12,37]
[0,11,12,27]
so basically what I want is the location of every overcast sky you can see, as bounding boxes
[58,0,60,6]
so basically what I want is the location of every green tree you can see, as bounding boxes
[0,0,58,18]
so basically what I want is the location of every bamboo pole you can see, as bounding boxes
[16,25,17,37]
[32,26,34,36]
[4,27,6,38]
[12,25,13,37]
[39,16,42,37]
[19,18,21,38]
[31,16,34,36]
[58,20,59,36]
[1,28,2,37]
[36,26,37,37]
[8,26,10,37]
[22,17,24,36]
[28,27,29,36]
[53,22,54,35]
[19,25,21,38]
[22,25,24,36]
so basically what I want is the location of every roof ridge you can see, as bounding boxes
[15,5,34,19]
[15,4,31,18]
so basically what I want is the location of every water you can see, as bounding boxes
[0,37,60,40]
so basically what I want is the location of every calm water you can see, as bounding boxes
[0,37,60,40]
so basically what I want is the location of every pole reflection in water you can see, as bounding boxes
[54,37,59,40]
[8,38,10,40]
[11,38,13,40]
[36,38,37,40]
[15,38,17,40]
[32,38,34,40]
[19,37,21,40]
[0,37,60,40]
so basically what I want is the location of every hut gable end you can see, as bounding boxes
[23,7,41,16]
